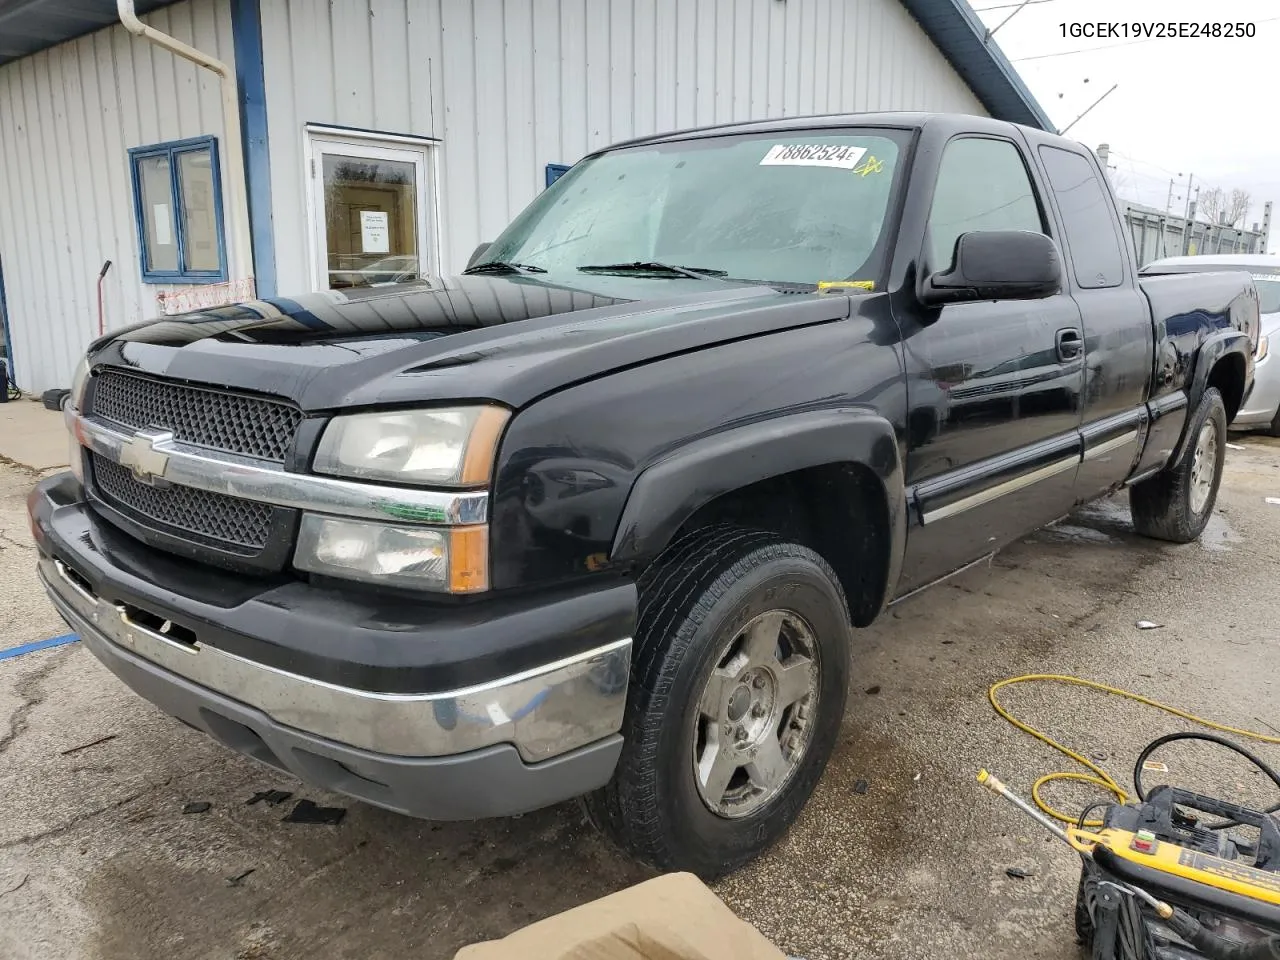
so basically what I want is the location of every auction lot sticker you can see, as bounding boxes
[760,144,868,169]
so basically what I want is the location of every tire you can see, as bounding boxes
[1130,387,1227,543]
[587,524,853,879]
[1267,406,1280,439]
[1074,868,1095,946]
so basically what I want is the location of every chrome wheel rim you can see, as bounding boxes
[691,609,821,819]
[1189,421,1218,514]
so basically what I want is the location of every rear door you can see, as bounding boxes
[895,132,1086,592]
[1032,144,1152,500]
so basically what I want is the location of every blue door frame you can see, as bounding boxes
[0,255,14,390]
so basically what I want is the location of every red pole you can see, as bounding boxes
[97,260,112,337]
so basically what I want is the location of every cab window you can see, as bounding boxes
[1038,146,1126,289]
[926,137,1046,271]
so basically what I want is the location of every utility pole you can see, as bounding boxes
[1181,177,1196,255]
[1164,173,1184,214]
[1184,185,1199,255]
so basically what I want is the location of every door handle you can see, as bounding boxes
[1056,328,1083,362]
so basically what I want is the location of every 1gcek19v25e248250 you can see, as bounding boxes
[32,112,1260,878]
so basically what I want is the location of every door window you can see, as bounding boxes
[1038,146,1126,289]
[308,136,434,291]
[926,137,1045,270]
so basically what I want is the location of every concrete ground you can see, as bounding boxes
[0,399,69,473]
[3,401,1280,960]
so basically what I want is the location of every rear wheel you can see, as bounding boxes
[1130,388,1226,543]
[587,525,853,879]
[1267,405,1280,438]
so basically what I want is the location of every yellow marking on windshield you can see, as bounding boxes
[853,155,885,177]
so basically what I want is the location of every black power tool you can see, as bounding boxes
[979,748,1280,960]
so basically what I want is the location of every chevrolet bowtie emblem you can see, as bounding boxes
[118,428,173,485]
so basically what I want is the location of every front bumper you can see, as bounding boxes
[31,474,634,819]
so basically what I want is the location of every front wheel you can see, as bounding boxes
[587,525,853,879]
[1130,387,1227,543]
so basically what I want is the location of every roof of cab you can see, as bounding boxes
[602,111,1042,153]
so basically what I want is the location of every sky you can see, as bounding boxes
[970,0,1279,252]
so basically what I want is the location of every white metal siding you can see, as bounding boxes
[261,0,987,292]
[0,0,239,394]
[2,0,988,393]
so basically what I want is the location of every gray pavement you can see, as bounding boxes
[0,399,69,473]
[3,434,1280,959]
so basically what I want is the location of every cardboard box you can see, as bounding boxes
[454,871,787,960]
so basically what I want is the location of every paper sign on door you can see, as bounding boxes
[360,211,390,254]
[153,204,172,246]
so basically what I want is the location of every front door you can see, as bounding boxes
[306,132,436,292]
[895,134,1086,592]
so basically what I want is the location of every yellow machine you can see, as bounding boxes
[979,769,1280,960]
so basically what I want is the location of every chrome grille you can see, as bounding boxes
[91,370,302,463]
[91,453,272,553]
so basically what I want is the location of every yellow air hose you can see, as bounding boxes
[988,674,1280,828]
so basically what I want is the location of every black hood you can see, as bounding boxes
[90,274,849,410]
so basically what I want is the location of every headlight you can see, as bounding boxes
[69,357,90,410]
[1257,336,1269,363]
[293,515,489,593]
[313,405,509,486]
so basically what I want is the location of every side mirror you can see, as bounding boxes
[466,242,492,270]
[921,230,1062,306]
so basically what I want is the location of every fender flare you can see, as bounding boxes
[610,408,907,612]
[1170,331,1252,465]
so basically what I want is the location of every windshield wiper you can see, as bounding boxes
[463,260,547,275]
[577,261,728,280]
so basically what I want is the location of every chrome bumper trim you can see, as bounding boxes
[65,405,488,526]
[41,556,630,763]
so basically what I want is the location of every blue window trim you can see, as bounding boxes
[545,163,572,188]
[128,135,229,284]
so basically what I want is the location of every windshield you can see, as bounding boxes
[1254,276,1280,315]
[475,129,909,287]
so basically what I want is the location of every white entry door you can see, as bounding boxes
[305,130,438,292]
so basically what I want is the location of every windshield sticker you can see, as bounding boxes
[1253,274,1280,281]
[760,144,868,169]
[818,280,876,292]
[853,155,885,177]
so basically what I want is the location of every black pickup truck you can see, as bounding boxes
[31,113,1260,878]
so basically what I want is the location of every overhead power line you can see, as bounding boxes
[1016,35,1168,61]
[1109,150,1182,180]
[971,0,1057,12]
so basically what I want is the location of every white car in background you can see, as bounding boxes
[1143,254,1280,435]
